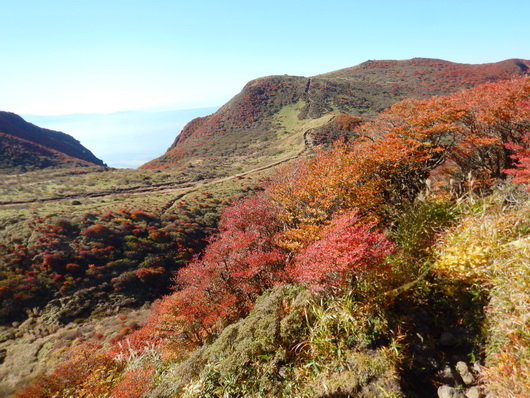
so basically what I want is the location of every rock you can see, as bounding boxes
[440,331,457,346]
[456,361,475,385]
[416,354,438,368]
[438,364,464,385]
[438,385,466,398]
[466,386,481,398]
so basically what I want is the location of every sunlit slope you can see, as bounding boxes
[141,58,529,178]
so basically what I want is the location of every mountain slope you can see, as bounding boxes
[141,58,529,177]
[0,111,105,171]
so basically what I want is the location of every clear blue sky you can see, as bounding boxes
[0,0,528,115]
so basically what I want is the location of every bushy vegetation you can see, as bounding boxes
[143,58,528,183]
[321,58,529,102]
[0,192,225,324]
[10,75,530,397]
[433,187,530,396]
[0,132,72,171]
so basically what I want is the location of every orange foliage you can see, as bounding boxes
[16,343,123,398]
[269,134,442,250]
[109,364,155,398]
[16,75,530,398]
[505,134,530,189]
[269,77,530,251]
[365,76,530,193]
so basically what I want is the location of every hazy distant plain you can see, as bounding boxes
[24,107,218,168]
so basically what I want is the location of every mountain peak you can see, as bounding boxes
[141,58,530,178]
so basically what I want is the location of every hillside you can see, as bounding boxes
[2,74,528,397]
[23,107,218,168]
[0,62,529,397]
[141,58,529,178]
[5,76,530,398]
[0,111,105,171]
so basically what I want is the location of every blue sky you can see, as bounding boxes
[1,0,528,116]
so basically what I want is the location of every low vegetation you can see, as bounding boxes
[142,58,529,183]
[6,75,528,397]
[0,110,104,171]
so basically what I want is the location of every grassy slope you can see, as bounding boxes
[142,58,530,180]
[433,187,530,396]
[0,166,273,396]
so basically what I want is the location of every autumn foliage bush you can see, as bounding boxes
[360,76,530,193]
[16,344,124,398]
[14,75,530,398]
[289,210,396,291]
[130,76,530,354]
[0,196,222,324]
[505,134,530,189]
[153,193,287,345]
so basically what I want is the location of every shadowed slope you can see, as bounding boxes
[0,111,105,171]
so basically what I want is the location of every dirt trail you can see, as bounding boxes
[0,145,308,209]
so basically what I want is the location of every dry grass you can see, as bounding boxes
[433,186,530,397]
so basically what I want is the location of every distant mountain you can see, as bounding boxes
[24,107,218,168]
[141,58,530,177]
[0,111,105,171]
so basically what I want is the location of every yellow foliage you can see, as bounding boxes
[433,215,494,279]
[432,189,530,396]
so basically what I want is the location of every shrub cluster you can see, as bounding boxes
[0,195,222,324]
[15,76,530,397]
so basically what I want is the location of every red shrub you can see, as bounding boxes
[82,223,112,239]
[109,364,155,398]
[289,210,396,291]
[505,134,530,189]
[157,192,287,342]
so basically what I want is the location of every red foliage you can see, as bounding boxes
[15,344,123,398]
[333,114,365,132]
[65,262,82,274]
[505,134,530,188]
[82,223,113,239]
[156,192,287,343]
[135,266,165,282]
[42,252,66,272]
[289,210,396,291]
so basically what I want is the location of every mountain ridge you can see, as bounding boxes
[141,58,530,176]
[0,111,105,171]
